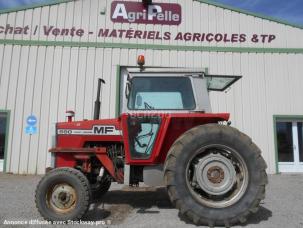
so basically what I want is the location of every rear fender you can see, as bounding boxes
[121,113,230,165]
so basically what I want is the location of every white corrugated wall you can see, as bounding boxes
[0,0,303,174]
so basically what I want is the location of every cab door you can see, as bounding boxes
[121,113,167,164]
[126,115,161,159]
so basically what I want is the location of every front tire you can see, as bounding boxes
[35,167,91,221]
[91,177,111,199]
[164,124,268,227]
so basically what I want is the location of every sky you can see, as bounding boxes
[0,0,302,26]
[0,0,53,9]
[213,0,303,26]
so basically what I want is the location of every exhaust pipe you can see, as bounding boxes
[94,78,106,120]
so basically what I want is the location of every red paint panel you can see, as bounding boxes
[57,135,123,147]
[55,154,77,167]
[120,113,229,165]
[157,116,228,163]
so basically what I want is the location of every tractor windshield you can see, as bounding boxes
[127,77,196,110]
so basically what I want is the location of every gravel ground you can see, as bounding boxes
[0,173,303,228]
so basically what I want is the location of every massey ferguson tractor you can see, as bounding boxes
[35,56,267,227]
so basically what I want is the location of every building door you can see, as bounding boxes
[276,120,303,172]
[0,112,9,172]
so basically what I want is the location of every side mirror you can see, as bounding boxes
[125,82,131,99]
[136,94,142,107]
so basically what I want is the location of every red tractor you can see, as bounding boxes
[35,59,267,226]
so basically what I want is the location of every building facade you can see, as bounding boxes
[0,0,303,174]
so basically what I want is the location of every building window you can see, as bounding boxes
[275,117,303,173]
[0,112,8,172]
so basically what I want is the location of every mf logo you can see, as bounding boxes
[93,126,114,134]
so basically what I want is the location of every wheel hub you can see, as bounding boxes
[207,166,224,184]
[48,184,77,213]
[194,153,236,195]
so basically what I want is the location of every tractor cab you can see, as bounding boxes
[119,66,241,164]
[121,66,241,114]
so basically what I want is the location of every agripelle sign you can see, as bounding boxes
[110,1,182,25]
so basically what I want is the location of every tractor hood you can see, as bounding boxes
[56,118,123,148]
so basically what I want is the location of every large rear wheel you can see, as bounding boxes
[164,124,267,227]
[35,167,91,221]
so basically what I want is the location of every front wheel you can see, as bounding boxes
[164,124,268,227]
[91,176,111,199]
[35,167,91,221]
